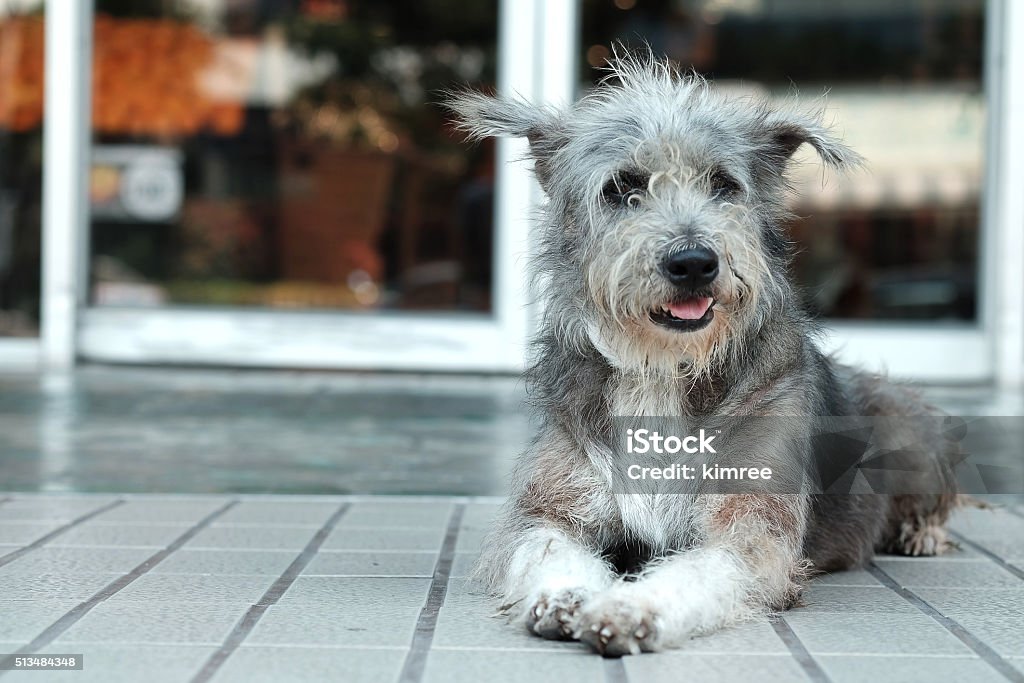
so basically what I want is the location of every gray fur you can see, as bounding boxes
[446,52,960,656]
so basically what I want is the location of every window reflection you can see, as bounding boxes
[90,0,498,313]
[0,4,44,337]
[582,0,985,321]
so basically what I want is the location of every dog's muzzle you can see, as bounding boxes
[651,247,719,332]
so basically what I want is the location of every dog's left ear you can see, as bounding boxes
[443,90,566,192]
[757,110,863,171]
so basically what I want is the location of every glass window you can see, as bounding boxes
[89,0,498,314]
[0,2,44,337]
[582,0,985,321]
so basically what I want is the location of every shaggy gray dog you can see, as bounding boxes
[447,54,960,657]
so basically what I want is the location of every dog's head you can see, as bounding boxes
[447,53,860,375]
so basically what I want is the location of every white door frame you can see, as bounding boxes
[825,0,1024,385]
[0,0,93,370]
[27,0,1024,382]
[986,0,1024,388]
[62,0,576,372]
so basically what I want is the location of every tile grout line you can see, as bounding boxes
[772,617,832,683]
[190,502,352,683]
[948,530,1024,581]
[0,498,238,677]
[0,499,126,570]
[397,503,466,683]
[866,562,1024,683]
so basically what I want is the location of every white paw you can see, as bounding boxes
[574,592,659,656]
[900,523,950,557]
[525,588,587,640]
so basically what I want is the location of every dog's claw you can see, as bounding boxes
[576,598,658,657]
[525,589,587,641]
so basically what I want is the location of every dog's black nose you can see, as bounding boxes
[662,247,719,288]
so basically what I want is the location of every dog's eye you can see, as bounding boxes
[602,170,649,208]
[709,170,741,199]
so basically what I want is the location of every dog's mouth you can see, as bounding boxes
[650,297,715,332]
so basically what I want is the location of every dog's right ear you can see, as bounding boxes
[444,90,565,192]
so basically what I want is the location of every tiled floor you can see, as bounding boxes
[1,369,1023,681]
[0,494,1022,683]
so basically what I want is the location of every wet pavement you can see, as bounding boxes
[0,368,1022,682]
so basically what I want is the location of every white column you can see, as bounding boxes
[538,0,579,108]
[41,0,93,370]
[493,0,541,370]
[990,0,1024,388]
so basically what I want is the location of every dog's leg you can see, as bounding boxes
[493,525,616,640]
[575,494,807,656]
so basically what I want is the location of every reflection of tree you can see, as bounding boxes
[280,0,497,154]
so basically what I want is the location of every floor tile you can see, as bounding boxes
[303,550,438,577]
[664,619,788,655]
[794,585,919,614]
[0,573,120,602]
[423,649,602,683]
[911,588,1024,618]
[460,503,501,532]
[816,655,1006,683]
[213,646,406,683]
[277,576,431,606]
[952,615,1024,657]
[150,549,297,576]
[246,603,421,647]
[215,501,341,526]
[54,600,250,645]
[874,558,1022,588]
[183,526,317,551]
[449,552,479,578]
[0,600,78,642]
[949,507,1024,539]
[110,574,276,604]
[811,569,882,587]
[3,644,215,683]
[0,547,154,575]
[337,501,453,528]
[321,526,446,552]
[624,653,809,683]
[454,529,487,554]
[0,485,1021,681]
[784,612,973,656]
[48,523,194,548]
[0,522,65,545]
[92,500,230,524]
[0,498,119,523]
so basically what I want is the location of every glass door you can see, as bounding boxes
[0,1,44,365]
[75,0,565,371]
[579,0,996,381]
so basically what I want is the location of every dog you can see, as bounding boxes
[446,52,962,657]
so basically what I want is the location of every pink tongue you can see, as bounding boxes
[667,297,713,320]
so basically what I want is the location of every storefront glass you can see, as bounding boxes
[0,2,44,337]
[88,0,498,314]
[582,0,986,321]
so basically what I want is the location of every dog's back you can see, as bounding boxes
[803,361,962,571]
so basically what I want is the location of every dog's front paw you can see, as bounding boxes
[525,588,587,640]
[575,593,659,657]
